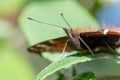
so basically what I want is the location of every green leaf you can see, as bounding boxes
[109,54,120,64]
[72,72,96,80]
[35,54,109,80]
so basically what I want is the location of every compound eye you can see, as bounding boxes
[71,32,78,38]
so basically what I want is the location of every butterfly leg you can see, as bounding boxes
[103,40,120,55]
[78,36,95,56]
[58,39,70,60]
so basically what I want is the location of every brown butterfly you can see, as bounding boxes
[27,14,120,56]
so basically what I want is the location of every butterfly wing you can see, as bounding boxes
[28,27,120,54]
[27,28,98,53]
[27,36,73,53]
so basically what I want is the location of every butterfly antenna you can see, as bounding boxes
[60,13,72,29]
[28,17,64,28]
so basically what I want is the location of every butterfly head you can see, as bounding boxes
[63,28,81,50]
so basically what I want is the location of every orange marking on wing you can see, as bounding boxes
[28,37,73,53]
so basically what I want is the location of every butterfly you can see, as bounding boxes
[27,14,120,56]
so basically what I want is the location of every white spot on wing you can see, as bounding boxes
[103,29,109,35]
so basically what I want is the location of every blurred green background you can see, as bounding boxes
[0,0,120,80]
